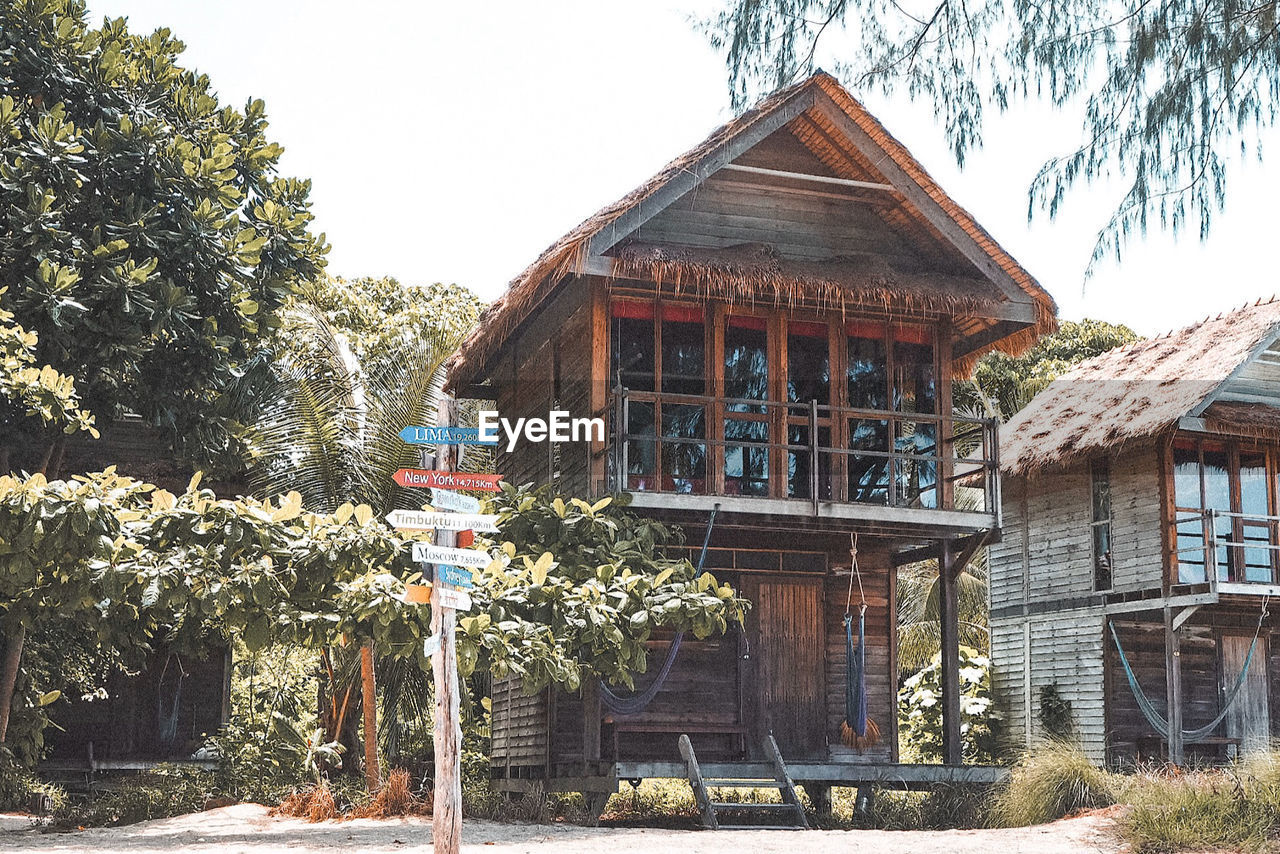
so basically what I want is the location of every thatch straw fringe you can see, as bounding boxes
[1002,299,1280,476]
[610,241,1000,316]
[443,71,1057,391]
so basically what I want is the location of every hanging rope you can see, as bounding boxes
[599,504,720,717]
[1109,597,1269,744]
[841,534,880,749]
[156,652,187,749]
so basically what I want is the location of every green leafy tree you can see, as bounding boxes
[0,1,326,472]
[0,292,95,450]
[701,1,1280,267]
[968,319,1139,420]
[898,645,1000,764]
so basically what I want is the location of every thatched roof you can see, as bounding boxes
[611,241,1006,317]
[1000,299,1280,475]
[445,71,1057,390]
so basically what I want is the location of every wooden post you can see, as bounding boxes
[1164,606,1184,766]
[938,538,963,766]
[360,640,380,791]
[432,396,463,854]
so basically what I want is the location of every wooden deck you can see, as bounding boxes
[496,761,1009,794]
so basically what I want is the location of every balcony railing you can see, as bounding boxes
[1173,508,1280,588]
[607,387,1000,516]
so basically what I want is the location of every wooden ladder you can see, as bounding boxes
[679,733,810,830]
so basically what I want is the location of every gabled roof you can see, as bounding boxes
[445,71,1058,390]
[1000,299,1280,475]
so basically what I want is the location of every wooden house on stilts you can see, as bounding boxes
[990,300,1280,767]
[444,71,1057,816]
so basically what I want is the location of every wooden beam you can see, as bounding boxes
[939,538,963,765]
[720,163,898,193]
[586,90,818,257]
[811,90,1037,310]
[952,320,1036,361]
[1164,606,1185,766]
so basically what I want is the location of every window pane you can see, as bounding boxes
[1203,448,1231,579]
[848,419,889,504]
[611,315,654,392]
[1239,452,1270,582]
[847,328,887,411]
[1091,460,1112,590]
[893,334,936,415]
[725,419,769,497]
[625,401,656,490]
[896,422,937,508]
[787,325,829,405]
[661,313,705,396]
[788,425,831,500]
[661,404,706,494]
[725,318,769,407]
[1173,445,1205,583]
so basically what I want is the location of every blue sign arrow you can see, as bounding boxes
[399,426,497,446]
[434,564,475,589]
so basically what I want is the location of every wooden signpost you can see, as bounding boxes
[388,405,503,854]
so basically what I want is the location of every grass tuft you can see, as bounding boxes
[991,741,1115,827]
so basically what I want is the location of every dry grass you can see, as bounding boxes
[351,770,428,819]
[274,780,340,823]
[990,742,1116,827]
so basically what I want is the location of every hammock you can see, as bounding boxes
[840,534,879,748]
[1109,603,1266,744]
[599,504,720,717]
[156,653,187,749]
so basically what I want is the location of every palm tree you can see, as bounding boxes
[242,281,478,785]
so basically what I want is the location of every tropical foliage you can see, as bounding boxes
[0,0,326,469]
[0,293,95,441]
[0,469,744,769]
[898,645,1000,765]
[701,0,1280,267]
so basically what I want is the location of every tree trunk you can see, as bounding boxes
[361,640,380,791]
[0,621,27,744]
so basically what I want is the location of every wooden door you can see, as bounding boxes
[744,576,825,759]
[1222,634,1270,754]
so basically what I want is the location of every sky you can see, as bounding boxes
[85,0,1280,337]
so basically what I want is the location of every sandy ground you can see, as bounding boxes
[0,803,1123,853]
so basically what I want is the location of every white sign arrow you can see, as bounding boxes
[413,543,492,569]
[430,488,482,514]
[434,586,473,611]
[385,510,499,532]
[423,634,441,657]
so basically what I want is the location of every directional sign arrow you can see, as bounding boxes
[412,543,491,568]
[423,634,441,657]
[399,426,497,446]
[434,586,473,611]
[393,469,503,492]
[434,564,475,589]
[385,510,500,532]
[430,488,482,514]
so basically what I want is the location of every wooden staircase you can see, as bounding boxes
[679,733,810,830]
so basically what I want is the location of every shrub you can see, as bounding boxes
[899,645,1001,764]
[991,742,1115,826]
[49,766,215,828]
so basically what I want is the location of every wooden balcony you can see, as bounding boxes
[607,388,1000,538]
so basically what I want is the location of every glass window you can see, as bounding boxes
[847,321,887,410]
[1239,451,1271,583]
[661,306,706,494]
[725,316,770,496]
[1174,443,1206,583]
[610,301,655,392]
[1091,458,1112,591]
[787,323,831,499]
[893,326,937,507]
